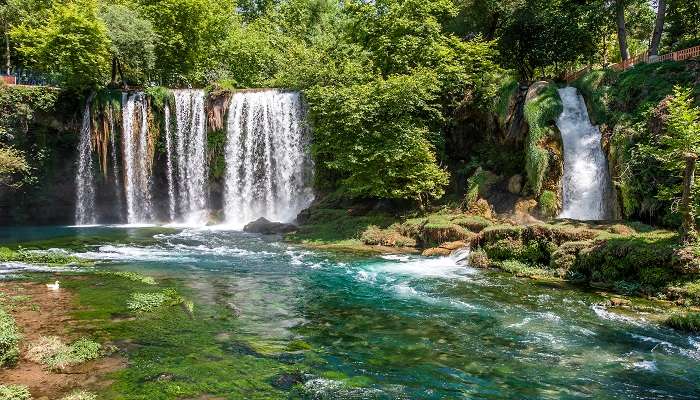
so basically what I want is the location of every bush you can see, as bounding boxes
[26,336,102,370]
[360,225,416,247]
[0,385,31,400]
[469,249,489,268]
[523,83,563,194]
[127,289,186,313]
[0,306,21,367]
[664,313,700,333]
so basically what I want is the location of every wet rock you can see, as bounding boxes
[271,372,307,390]
[507,175,523,194]
[243,218,297,234]
[422,247,452,257]
[439,241,465,251]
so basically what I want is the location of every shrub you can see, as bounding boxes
[26,336,102,370]
[523,83,563,194]
[469,249,489,268]
[0,385,31,400]
[664,313,700,333]
[360,225,417,247]
[0,306,21,367]
[538,190,558,218]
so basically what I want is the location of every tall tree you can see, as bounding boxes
[616,0,630,61]
[649,0,667,56]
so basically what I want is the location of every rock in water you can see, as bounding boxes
[243,218,297,234]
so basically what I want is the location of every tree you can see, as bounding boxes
[306,71,449,205]
[100,4,156,87]
[645,87,700,241]
[11,0,111,88]
[616,0,630,61]
[649,0,666,56]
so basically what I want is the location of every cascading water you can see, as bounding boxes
[164,104,177,221]
[171,89,208,224]
[121,92,154,224]
[223,90,314,228]
[556,87,612,220]
[74,96,97,225]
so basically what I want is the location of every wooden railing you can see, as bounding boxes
[565,44,700,82]
[0,75,16,85]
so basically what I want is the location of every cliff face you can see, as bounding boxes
[0,86,82,225]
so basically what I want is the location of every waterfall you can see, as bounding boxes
[164,104,176,221]
[556,87,612,220]
[172,89,208,225]
[74,97,97,225]
[223,90,314,228]
[108,103,124,221]
[121,92,154,224]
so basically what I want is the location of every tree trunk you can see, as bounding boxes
[681,153,697,242]
[616,0,630,61]
[649,0,667,57]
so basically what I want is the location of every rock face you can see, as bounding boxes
[243,217,297,234]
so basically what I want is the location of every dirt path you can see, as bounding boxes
[0,279,125,400]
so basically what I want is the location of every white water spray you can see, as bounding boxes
[223,90,314,228]
[556,87,611,220]
[172,89,208,224]
[75,97,96,225]
[164,104,176,221]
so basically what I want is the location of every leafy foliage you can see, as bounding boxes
[0,385,31,400]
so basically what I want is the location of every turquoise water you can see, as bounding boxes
[2,226,700,399]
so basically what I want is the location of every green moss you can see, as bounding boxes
[207,129,227,180]
[0,305,21,367]
[496,76,519,123]
[0,385,31,400]
[0,247,92,266]
[145,86,175,111]
[97,271,157,285]
[127,289,187,313]
[664,313,700,333]
[287,208,396,244]
[493,260,553,278]
[523,83,563,194]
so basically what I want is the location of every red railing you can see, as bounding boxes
[565,44,700,82]
[1,75,16,85]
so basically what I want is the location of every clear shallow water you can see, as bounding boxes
[2,226,700,399]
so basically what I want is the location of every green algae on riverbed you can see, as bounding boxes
[3,226,700,399]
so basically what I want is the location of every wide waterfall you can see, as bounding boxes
[74,97,97,225]
[170,89,208,225]
[556,87,612,220]
[121,92,154,224]
[223,90,314,227]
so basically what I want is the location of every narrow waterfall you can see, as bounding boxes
[74,97,97,225]
[223,90,314,227]
[164,104,177,221]
[107,103,124,221]
[556,87,612,220]
[121,92,154,224]
[172,89,208,224]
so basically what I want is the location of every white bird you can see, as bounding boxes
[46,280,60,290]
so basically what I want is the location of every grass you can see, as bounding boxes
[496,76,519,123]
[26,336,103,370]
[523,82,563,194]
[0,385,31,400]
[287,208,396,244]
[0,305,21,367]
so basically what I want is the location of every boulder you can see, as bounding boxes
[422,247,452,257]
[243,217,297,234]
[507,174,523,194]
